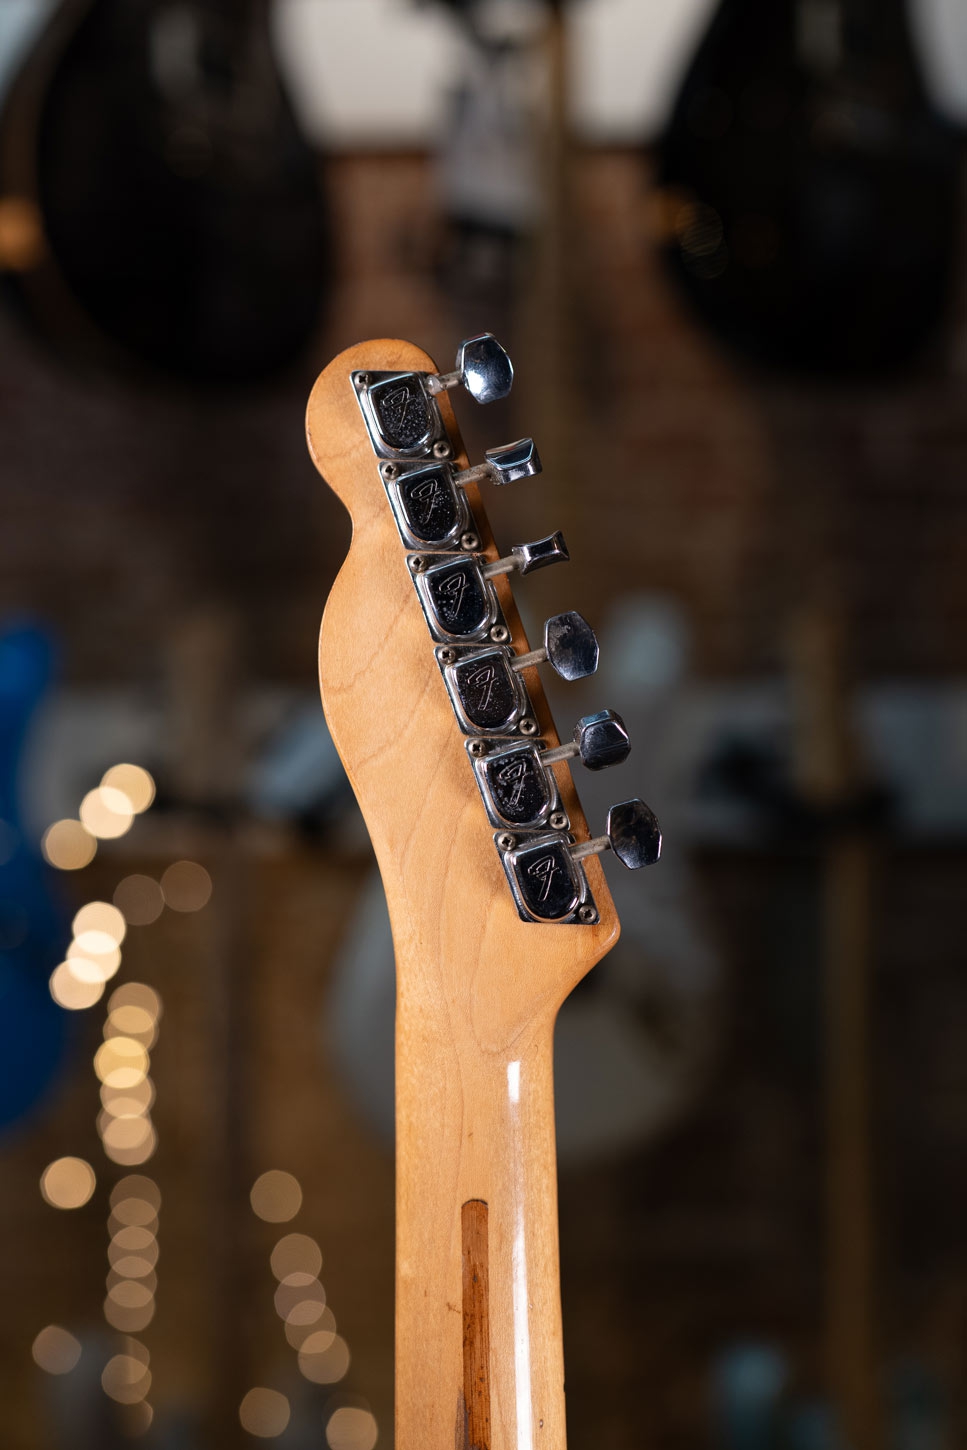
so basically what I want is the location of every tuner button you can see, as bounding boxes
[458,334,514,403]
[514,530,568,574]
[508,611,598,681]
[542,709,630,771]
[427,333,514,404]
[575,710,631,770]
[606,799,662,869]
[482,531,569,580]
[452,438,542,490]
[545,611,598,681]
[570,798,662,870]
[483,437,541,484]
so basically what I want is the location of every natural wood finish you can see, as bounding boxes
[307,339,619,1450]
[462,1200,492,1450]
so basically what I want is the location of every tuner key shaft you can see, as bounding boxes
[482,531,569,579]
[510,610,599,681]
[542,709,630,771]
[426,333,514,404]
[570,799,662,869]
[453,438,541,488]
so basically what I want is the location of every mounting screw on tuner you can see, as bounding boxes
[496,832,516,852]
[426,333,514,404]
[510,611,599,682]
[570,799,662,871]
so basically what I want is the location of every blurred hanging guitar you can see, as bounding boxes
[656,0,961,373]
[307,334,661,1450]
[0,0,329,383]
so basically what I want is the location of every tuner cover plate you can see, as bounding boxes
[388,462,469,547]
[469,739,560,829]
[414,556,499,643]
[501,835,597,925]
[353,370,448,459]
[439,646,532,735]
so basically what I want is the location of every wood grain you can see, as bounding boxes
[462,1200,492,1450]
[307,339,620,1450]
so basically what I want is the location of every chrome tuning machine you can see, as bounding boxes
[571,799,662,869]
[481,531,568,579]
[542,709,631,771]
[426,333,513,405]
[499,799,661,924]
[453,438,541,488]
[511,610,598,682]
[468,710,630,832]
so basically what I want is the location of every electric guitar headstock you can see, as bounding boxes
[307,334,660,1037]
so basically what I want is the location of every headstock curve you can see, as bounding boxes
[308,338,649,1043]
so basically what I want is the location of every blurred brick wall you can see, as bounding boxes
[2,148,966,685]
[1,149,966,1450]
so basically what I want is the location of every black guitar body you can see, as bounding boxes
[1,0,329,384]
[657,0,962,374]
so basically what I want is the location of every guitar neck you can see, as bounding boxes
[396,981,564,1450]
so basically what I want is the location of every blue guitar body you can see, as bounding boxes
[0,623,70,1133]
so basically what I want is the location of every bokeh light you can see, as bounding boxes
[285,1303,336,1351]
[298,1332,350,1385]
[239,1388,291,1439]
[0,196,46,270]
[79,787,134,840]
[109,982,161,1019]
[94,1037,149,1089]
[111,1176,161,1213]
[160,859,213,912]
[103,1125,158,1167]
[109,1228,158,1267]
[113,874,165,927]
[295,1319,337,1357]
[49,963,105,1010]
[68,935,122,976]
[105,1011,158,1049]
[72,901,126,945]
[101,764,155,814]
[250,1170,302,1223]
[326,1407,379,1450]
[102,1353,152,1404]
[101,1078,155,1115]
[107,1265,157,1294]
[103,1295,155,1333]
[64,951,120,986]
[100,1116,153,1153]
[270,1233,322,1281]
[40,1157,95,1210]
[41,819,96,871]
[274,1273,325,1322]
[31,1326,81,1375]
